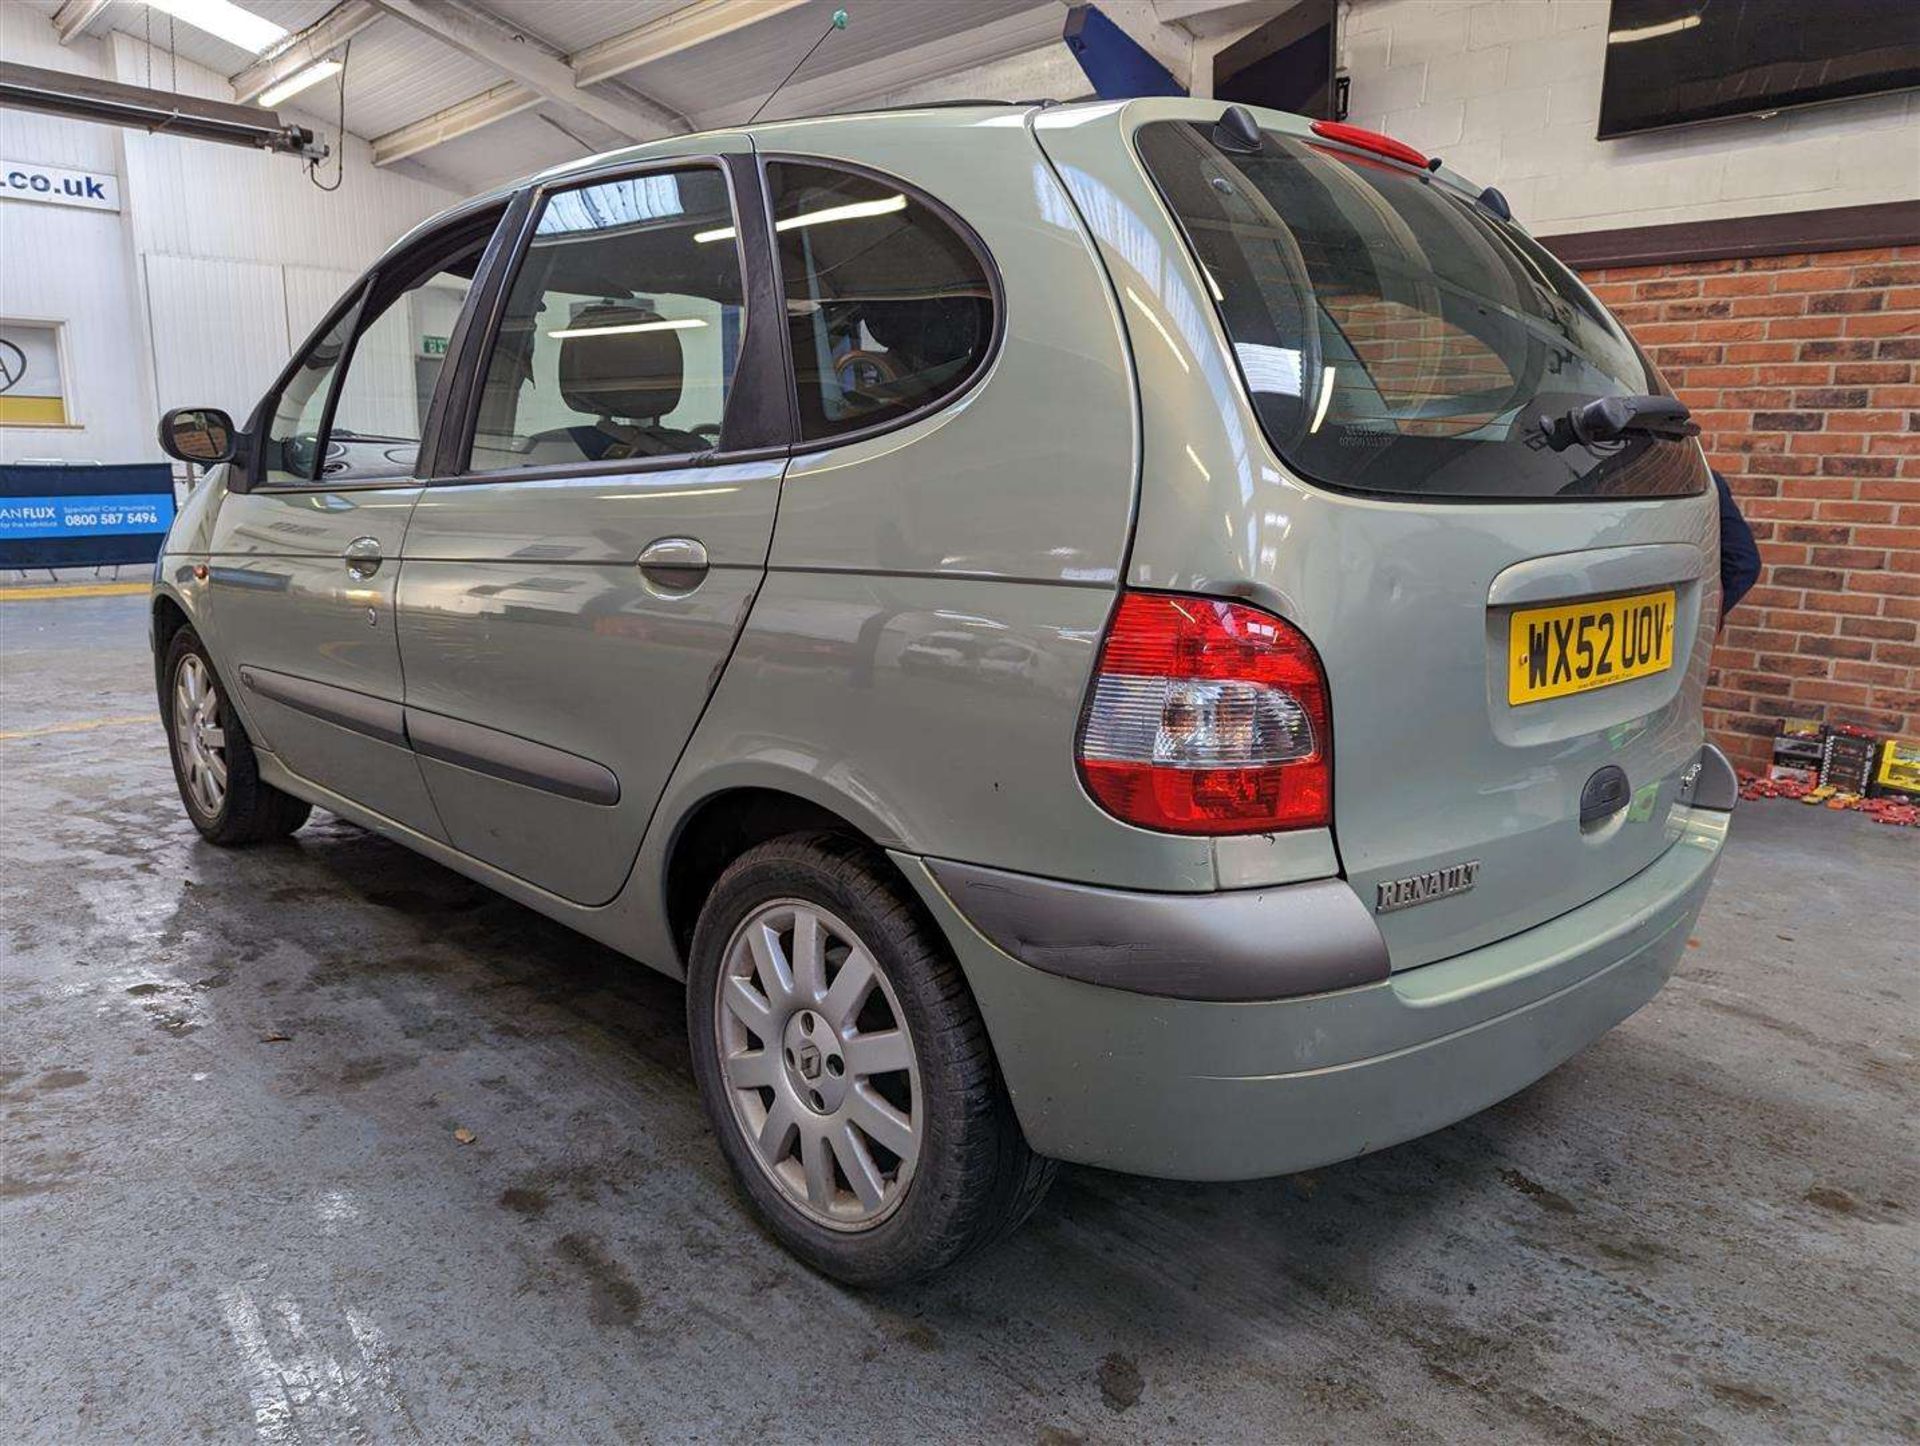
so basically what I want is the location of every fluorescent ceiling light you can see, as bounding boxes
[777,193,906,231]
[1607,14,1701,43]
[695,192,908,244]
[257,60,342,108]
[145,0,288,55]
[547,317,708,340]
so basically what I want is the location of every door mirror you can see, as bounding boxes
[159,407,239,465]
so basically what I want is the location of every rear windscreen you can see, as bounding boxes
[1136,120,1708,501]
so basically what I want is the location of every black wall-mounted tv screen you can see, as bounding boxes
[1598,0,1920,139]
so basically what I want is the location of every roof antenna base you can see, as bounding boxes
[1213,104,1262,154]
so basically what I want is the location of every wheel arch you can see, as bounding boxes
[661,782,909,963]
[151,586,197,689]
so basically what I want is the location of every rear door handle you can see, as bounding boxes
[344,536,382,579]
[636,537,708,590]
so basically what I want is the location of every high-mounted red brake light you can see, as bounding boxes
[1077,593,1332,835]
[1308,119,1430,171]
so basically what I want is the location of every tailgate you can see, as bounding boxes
[1313,513,1717,969]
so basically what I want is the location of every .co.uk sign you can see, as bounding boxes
[1,160,120,213]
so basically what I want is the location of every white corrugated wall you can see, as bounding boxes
[0,11,150,465]
[142,256,289,424]
[0,7,462,468]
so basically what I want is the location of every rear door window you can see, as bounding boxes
[766,160,995,443]
[1136,119,1708,501]
[466,166,744,472]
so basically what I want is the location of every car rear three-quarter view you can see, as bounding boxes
[149,97,1733,1287]
[917,98,1737,1210]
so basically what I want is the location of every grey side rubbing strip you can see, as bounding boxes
[927,860,1390,1003]
[240,667,407,748]
[405,709,620,806]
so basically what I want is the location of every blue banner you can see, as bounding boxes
[0,492,173,539]
[1,463,175,569]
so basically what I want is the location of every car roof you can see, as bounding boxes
[385,100,1079,253]
[386,99,1495,266]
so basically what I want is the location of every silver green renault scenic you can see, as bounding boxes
[152,97,1735,1285]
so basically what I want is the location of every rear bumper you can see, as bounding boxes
[896,802,1729,1181]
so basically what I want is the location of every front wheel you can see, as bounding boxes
[686,832,1054,1286]
[161,626,311,845]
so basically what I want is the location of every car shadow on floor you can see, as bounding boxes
[215,811,1582,1273]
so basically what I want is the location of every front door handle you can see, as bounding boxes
[637,537,708,591]
[344,536,383,580]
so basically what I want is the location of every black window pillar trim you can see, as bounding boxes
[430,183,541,483]
[719,149,795,455]
[418,193,533,480]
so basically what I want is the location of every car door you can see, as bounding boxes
[396,143,789,905]
[206,204,506,840]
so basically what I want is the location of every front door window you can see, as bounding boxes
[263,246,487,485]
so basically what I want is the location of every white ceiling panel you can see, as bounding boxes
[387,103,591,195]
[632,0,1052,121]
[476,0,690,56]
[310,21,511,139]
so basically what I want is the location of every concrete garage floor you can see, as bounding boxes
[2,592,1915,1446]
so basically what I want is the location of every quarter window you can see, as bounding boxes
[767,161,994,443]
[467,167,743,472]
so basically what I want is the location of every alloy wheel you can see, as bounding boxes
[714,899,921,1230]
[172,654,228,819]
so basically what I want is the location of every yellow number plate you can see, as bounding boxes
[1507,588,1676,706]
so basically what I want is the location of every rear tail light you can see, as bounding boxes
[1076,592,1331,835]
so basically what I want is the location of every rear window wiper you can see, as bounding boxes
[1539,394,1699,451]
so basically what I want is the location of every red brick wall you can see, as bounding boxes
[1581,246,1920,772]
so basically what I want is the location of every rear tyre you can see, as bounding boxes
[161,626,311,846]
[687,831,1054,1286]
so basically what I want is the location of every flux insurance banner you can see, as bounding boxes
[0,464,175,569]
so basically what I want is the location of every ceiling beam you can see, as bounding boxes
[51,0,112,45]
[368,0,685,143]
[693,4,1065,127]
[372,0,815,167]
[571,0,813,88]
[229,0,383,104]
[372,80,539,165]
[1150,0,1300,43]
